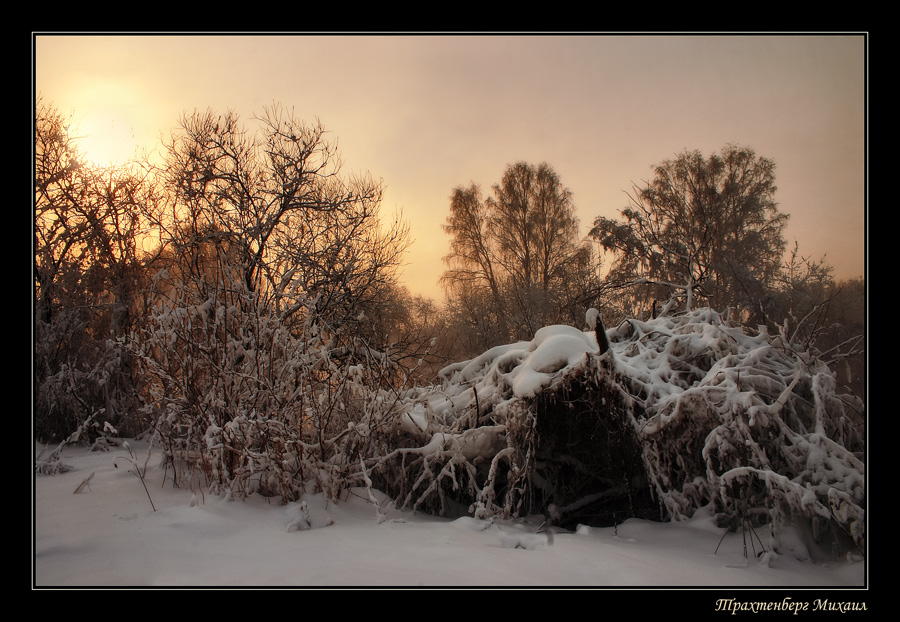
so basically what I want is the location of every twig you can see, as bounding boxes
[115,441,157,511]
[73,471,95,494]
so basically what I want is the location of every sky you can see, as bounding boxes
[34,33,867,300]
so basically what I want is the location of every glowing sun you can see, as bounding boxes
[74,110,142,167]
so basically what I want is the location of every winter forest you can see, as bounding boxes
[34,99,866,587]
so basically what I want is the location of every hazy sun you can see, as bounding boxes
[74,111,142,167]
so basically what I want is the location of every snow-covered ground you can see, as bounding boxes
[33,438,865,589]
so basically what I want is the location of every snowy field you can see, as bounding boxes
[33,438,866,590]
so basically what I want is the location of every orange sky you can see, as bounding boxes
[34,33,866,300]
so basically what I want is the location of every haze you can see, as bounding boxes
[34,33,866,300]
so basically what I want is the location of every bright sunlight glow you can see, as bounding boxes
[74,112,141,167]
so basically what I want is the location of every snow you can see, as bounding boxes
[34,438,865,588]
[511,325,599,397]
[34,307,866,591]
[434,324,600,407]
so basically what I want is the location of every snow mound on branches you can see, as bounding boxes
[443,324,600,399]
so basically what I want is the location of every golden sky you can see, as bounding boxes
[34,33,866,299]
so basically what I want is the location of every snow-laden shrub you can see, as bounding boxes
[395,308,865,557]
[611,309,864,555]
[130,262,412,506]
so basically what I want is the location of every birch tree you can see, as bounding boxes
[441,162,598,352]
[591,145,787,320]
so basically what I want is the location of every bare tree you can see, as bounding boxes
[440,183,508,344]
[152,105,411,339]
[441,162,598,352]
[591,145,787,320]
[130,105,415,501]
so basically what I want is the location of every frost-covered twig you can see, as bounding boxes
[359,456,386,523]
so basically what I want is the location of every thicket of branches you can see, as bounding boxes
[35,103,864,558]
[34,102,437,503]
[34,100,162,442]
[389,308,864,558]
